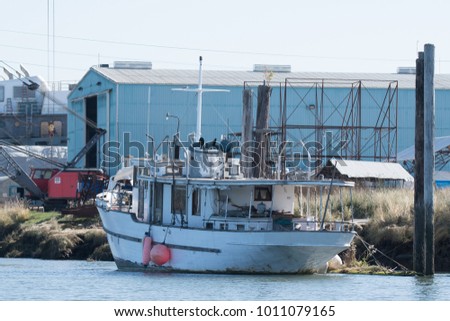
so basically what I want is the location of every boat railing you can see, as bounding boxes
[204,216,272,231]
[96,190,133,213]
[289,218,353,232]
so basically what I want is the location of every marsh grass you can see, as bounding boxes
[334,188,450,271]
[25,211,60,225]
[0,201,30,238]
[358,188,450,246]
[0,202,111,260]
[296,188,450,273]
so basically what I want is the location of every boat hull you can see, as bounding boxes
[98,207,356,274]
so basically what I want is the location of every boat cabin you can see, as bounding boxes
[98,160,354,234]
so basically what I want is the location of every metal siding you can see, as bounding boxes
[116,84,152,160]
[67,99,85,166]
[435,89,450,137]
[68,69,117,170]
[97,94,107,130]
[68,67,450,175]
[397,89,415,153]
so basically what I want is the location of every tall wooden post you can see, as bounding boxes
[254,84,272,178]
[414,51,425,275]
[242,89,253,178]
[414,44,435,276]
[423,44,435,275]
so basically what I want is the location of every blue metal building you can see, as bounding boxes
[67,62,450,175]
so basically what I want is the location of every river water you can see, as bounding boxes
[0,258,449,301]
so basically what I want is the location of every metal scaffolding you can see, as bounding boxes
[279,78,398,176]
[242,78,398,178]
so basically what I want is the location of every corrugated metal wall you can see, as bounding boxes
[68,69,450,175]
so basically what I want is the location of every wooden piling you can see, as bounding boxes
[414,44,435,276]
[242,89,253,178]
[254,84,272,178]
[423,44,435,275]
[414,51,425,275]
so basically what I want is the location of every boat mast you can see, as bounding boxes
[196,56,203,141]
[172,57,229,142]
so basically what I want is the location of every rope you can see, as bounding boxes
[355,234,411,273]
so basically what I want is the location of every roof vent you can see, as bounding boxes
[397,67,416,74]
[253,64,291,73]
[113,61,152,70]
[99,64,109,68]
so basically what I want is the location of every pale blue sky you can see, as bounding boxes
[1,0,450,82]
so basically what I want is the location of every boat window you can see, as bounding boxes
[192,188,201,216]
[0,86,4,102]
[254,186,272,201]
[172,186,186,214]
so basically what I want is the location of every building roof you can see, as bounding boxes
[326,158,414,182]
[91,65,450,89]
[397,136,450,161]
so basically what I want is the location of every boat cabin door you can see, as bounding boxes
[187,186,203,228]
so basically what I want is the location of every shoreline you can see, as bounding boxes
[0,207,112,262]
[1,190,449,273]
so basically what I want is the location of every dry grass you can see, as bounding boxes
[358,188,450,246]
[297,187,450,272]
[0,201,30,238]
[9,219,82,259]
[0,201,30,224]
[338,188,450,272]
[0,202,111,261]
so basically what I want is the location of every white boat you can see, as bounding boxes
[96,58,356,274]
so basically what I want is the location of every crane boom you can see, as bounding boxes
[0,147,45,199]
[66,128,107,168]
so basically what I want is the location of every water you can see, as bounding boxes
[0,258,449,301]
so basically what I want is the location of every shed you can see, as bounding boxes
[319,158,414,188]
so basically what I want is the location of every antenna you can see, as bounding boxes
[172,56,229,141]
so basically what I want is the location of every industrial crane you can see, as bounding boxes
[0,62,107,212]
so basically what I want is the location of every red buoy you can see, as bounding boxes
[150,244,171,266]
[142,236,152,265]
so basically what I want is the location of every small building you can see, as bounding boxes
[319,158,414,188]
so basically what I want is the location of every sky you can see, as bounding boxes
[1,0,450,84]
